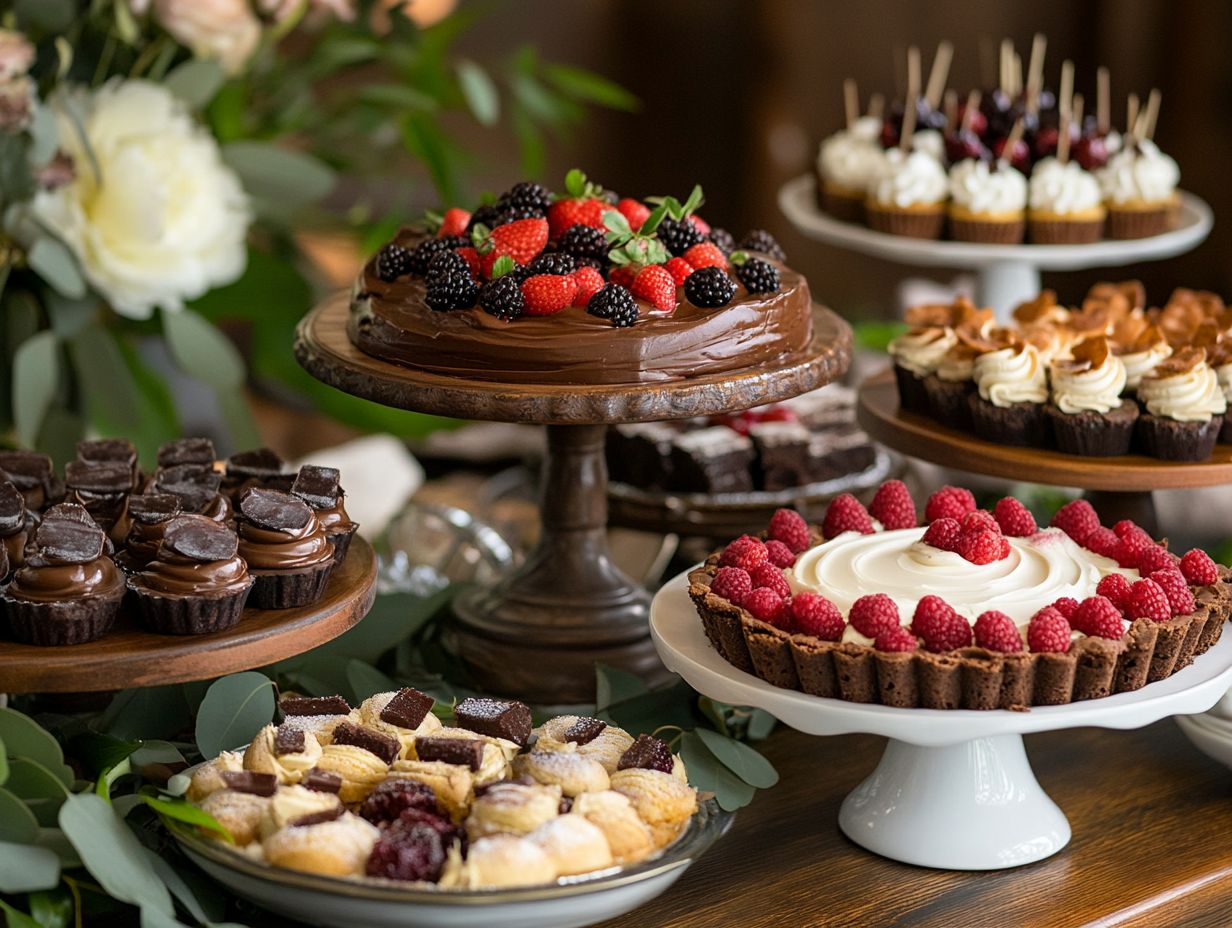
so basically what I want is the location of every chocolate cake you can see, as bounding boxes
[665,428,755,495]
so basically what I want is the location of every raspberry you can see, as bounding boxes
[1113,529,1152,569]
[1027,607,1072,652]
[631,265,677,311]
[616,197,651,231]
[874,625,918,652]
[750,563,791,599]
[791,592,844,640]
[617,734,674,774]
[1096,573,1132,612]
[957,530,1005,565]
[366,823,446,881]
[768,508,810,553]
[1050,499,1101,545]
[1181,548,1220,586]
[568,266,605,307]
[743,587,789,627]
[359,779,438,826]
[689,213,711,234]
[993,497,1037,536]
[1051,597,1080,619]
[520,274,577,316]
[437,207,471,238]
[1083,526,1119,559]
[974,610,1023,652]
[822,494,874,539]
[1127,578,1172,622]
[1113,519,1142,538]
[764,540,797,569]
[961,510,1000,535]
[848,593,900,638]
[1072,596,1125,638]
[709,566,752,603]
[910,595,972,652]
[869,480,917,530]
[921,517,961,552]
[718,535,768,571]
[1135,544,1178,576]
[924,485,976,523]
[1148,569,1195,616]
[481,216,549,265]
[664,256,695,287]
[682,241,728,270]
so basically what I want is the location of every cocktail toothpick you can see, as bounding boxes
[1059,60,1075,123]
[1002,118,1024,165]
[1025,33,1046,112]
[1097,67,1110,135]
[925,40,953,109]
[900,47,921,153]
[943,88,958,132]
[1140,88,1161,141]
[1126,92,1140,142]
[961,89,981,132]
[843,78,859,131]
[868,92,886,120]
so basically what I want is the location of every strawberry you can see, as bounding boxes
[631,265,677,312]
[569,266,605,307]
[548,169,608,238]
[682,242,727,270]
[456,246,480,277]
[481,251,518,280]
[438,207,471,238]
[478,217,548,266]
[616,198,651,231]
[608,266,636,288]
[689,214,712,235]
[521,274,577,316]
[665,257,695,287]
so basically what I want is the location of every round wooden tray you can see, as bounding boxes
[0,537,377,694]
[293,293,852,425]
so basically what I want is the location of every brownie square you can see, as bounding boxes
[665,427,755,494]
[808,427,877,481]
[748,421,814,491]
[605,422,679,489]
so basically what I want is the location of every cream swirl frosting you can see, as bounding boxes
[911,129,946,163]
[817,116,883,191]
[1217,363,1232,403]
[973,344,1048,407]
[788,527,1131,640]
[1119,341,1172,391]
[868,149,948,208]
[1028,158,1103,215]
[1096,139,1180,205]
[1051,354,1127,414]
[888,326,957,377]
[949,159,1027,215]
[1137,362,1227,422]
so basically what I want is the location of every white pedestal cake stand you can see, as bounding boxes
[777,175,1213,319]
[650,571,1232,871]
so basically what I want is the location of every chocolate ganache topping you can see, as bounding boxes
[8,519,123,604]
[290,465,356,536]
[236,488,333,570]
[134,515,251,597]
[121,494,183,568]
[0,480,28,570]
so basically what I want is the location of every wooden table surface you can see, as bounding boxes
[599,721,1232,928]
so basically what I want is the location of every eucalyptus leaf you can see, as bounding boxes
[69,324,142,433]
[594,664,650,714]
[27,887,72,928]
[144,849,226,924]
[357,84,438,111]
[0,787,39,842]
[222,141,335,208]
[457,59,499,126]
[0,707,72,786]
[130,741,185,768]
[164,59,225,109]
[44,291,97,337]
[745,709,777,741]
[99,686,191,742]
[26,105,59,167]
[0,735,7,786]
[162,309,245,389]
[165,774,190,798]
[694,728,778,789]
[34,406,84,466]
[27,238,85,299]
[213,386,262,452]
[34,828,81,869]
[543,64,639,111]
[194,672,275,757]
[0,899,41,928]
[0,841,59,893]
[5,757,72,802]
[679,731,755,811]
[345,659,398,704]
[12,330,59,448]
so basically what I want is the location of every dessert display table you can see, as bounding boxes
[778,175,1214,318]
[650,570,1232,870]
[294,294,852,703]
[0,537,376,694]
[856,368,1232,534]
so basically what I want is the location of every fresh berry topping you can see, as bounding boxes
[366,822,446,882]
[617,734,674,774]
[480,217,549,266]
[1027,607,1071,653]
[1127,578,1172,622]
[708,227,736,255]
[1096,573,1133,612]
[924,485,977,523]
[921,517,962,552]
[409,235,467,275]
[791,592,844,639]
[466,204,502,234]
[1072,596,1124,638]
[376,243,413,281]
[438,207,471,238]
[526,252,576,277]
[1050,499,1101,545]
[742,587,789,627]
[957,530,1005,565]
[1181,548,1220,586]
[718,535,769,571]
[520,274,577,316]
[749,563,791,599]
[768,508,810,553]
[497,181,552,216]
[874,625,918,652]
[869,480,917,530]
[910,595,972,652]
[683,267,737,308]
[731,253,781,294]
[607,266,636,288]
[616,197,651,230]
[822,493,874,539]
[631,265,677,312]
[960,509,1000,535]
[1135,544,1178,576]
[548,198,606,239]
[683,242,728,270]
[1113,529,1152,569]
[848,593,900,638]
[424,251,478,311]
[1113,519,1143,538]
[586,282,639,327]
[557,223,608,263]
[709,566,752,603]
[455,246,480,277]
[656,217,706,256]
[737,229,786,261]
[1083,526,1119,559]
[359,779,438,825]
[993,497,1037,536]
[665,257,695,287]
[688,213,711,234]
[973,610,1023,652]
[1051,597,1080,620]
[477,275,525,321]
[568,266,605,307]
[1148,569,1195,616]
[764,539,798,569]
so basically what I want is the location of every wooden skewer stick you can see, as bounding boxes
[843,78,859,131]
[908,45,922,109]
[943,88,958,132]
[1097,67,1110,135]
[961,89,981,132]
[1059,95,1082,164]
[925,40,953,109]
[1011,51,1023,97]
[901,48,921,153]
[1141,88,1161,141]
[1059,60,1075,121]
[1025,32,1047,111]
[1126,92,1140,139]
[1000,38,1013,93]
[1002,119,1025,165]
[868,92,886,120]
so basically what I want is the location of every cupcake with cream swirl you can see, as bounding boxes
[1045,336,1137,456]
[1114,322,1172,395]
[1135,346,1226,461]
[1027,157,1105,244]
[968,334,1049,446]
[887,324,956,414]
[1096,139,1180,239]
[1210,340,1232,443]
[816,115,883,222]
[864,148,948,239]
[947,158,1027,243]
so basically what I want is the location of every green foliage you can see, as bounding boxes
[193,672,276,757]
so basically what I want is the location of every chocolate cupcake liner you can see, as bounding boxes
[893,364,931,415]
[1136,414,1222,462]
[968,394,1049,447]
[328,526,358,565]
[2,585,124,646]
[1045,404,1138,457]
[865,204,945,239]
[1105,205,1172,240]
[923,377,974,430]
[248,556,336,610]
[819,186,866,224]
[948,216,1025,244]
[1027,216,1104,244]
[127,577,254,636]
[1220,417,1232,445]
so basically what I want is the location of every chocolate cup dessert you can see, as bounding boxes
[1135,413,1223,462]
[117,494,183,572]
[77,438,142,487]
[291,465,359,565]
[236,488,335,609]
[1045,401,1140,457]
[128,515,254,635]
[222,448,287,500]
[66,459,134,541]
[967,393,1049,447]
[892,364,930,414]
[0,450,57,512]
[0,480,28,574]
[153,464,233,526]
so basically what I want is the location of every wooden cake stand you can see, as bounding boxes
[0,537,377,694]
[294,294,852,703]
[857,368,1232,534]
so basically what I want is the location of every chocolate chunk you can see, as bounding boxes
[280,694,351,717]
[77,438,137,470]
[289,806,344,827]
[274,726,307,756]
[415,736,483,771]
[154,465,222,512]
[34,518,105,563]
[161,515,238,561]
[331,721,399,765]
[41,502,96,525]
[128,494,181,525]
[558,797,573,815]
[291,465,341,510]
[301,769,343,794]
[239,488,312,531]
[261,473,297,493]
[65,460,133,494]
[0,450,52,490]
[378,687,434,731]
[0,481,26,535]
[562,717,607,746]
[220,770,277,797]
[616,734,674,774]
[226,448,284,480]
[157,438,215,468]
[453,697,532,747]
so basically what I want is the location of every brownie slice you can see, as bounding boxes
[748,421,814,491]
[665,427,755,494]
[808,426,877,482]
[605,422,679,489]
[778,385,857,429]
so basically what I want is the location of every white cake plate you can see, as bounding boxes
[650,571,1232,870]
[777,175,1214,319]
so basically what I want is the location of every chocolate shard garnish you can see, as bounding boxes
[127,494,181,525]
[453,697,532,747]
[65,460,134,494]
[41,502,96,525]
[220,771,277,797]
[616,734,674,775]
[0,481,26,535]
[161,515,238,561]
[563,717,607,746]
[280,694,351,717]
[379,687,434,731]
[291,465,341,510]
[301,769,343,794]
[226,448,284,479]
[415,736,483,771]
[155,465,222,512]
[157,438,216,469]
[331,721,399,765]
[262,473,297,493]
[239,487,312,532]
[289,806,344,827]
[77,437,137,468]
[34,518,104,563]
[274,726,307,756]
[0,450,52,489]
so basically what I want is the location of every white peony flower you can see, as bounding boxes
[153,0,261,75]
[30,79,251,319]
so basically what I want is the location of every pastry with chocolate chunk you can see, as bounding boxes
[76,438,141,487]
[65,460,134,542]
[152,464,233,525]
[236,488,336,608]
[117,494,182,570]
[291,465,359,564]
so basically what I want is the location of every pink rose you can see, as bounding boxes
[153,0,262,74]
[0,30,34,82]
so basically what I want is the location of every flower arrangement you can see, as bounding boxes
[0,0,635,460]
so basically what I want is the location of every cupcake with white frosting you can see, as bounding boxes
[887,324,956,414]
[923,337,983,430]
[1211,341,1232,443]
[1027,157,1105,244]
[1045,336,1137,456]
[1096,139,1180,239]
[947,158,1027,244]
[1135,347,1226,461]
[1113,323,1172,396]
[864,148,948,239]
[968,336,1049,446]
[816,115,883,222]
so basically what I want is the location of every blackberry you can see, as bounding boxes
[365,823,445,882]
[465,204,502,235]
[376,243,413,282]
[587,283,639,327]
[557,224,607,263]
[656,217,705,257]
[494,204,544,225]
[708,227,736,256]
[526,252,576,276]
[573,256,605,274]
[684,267,737,308]
[359,779,438,826]
[424,250,478,310]
[496,181,552,215]
[734,256,780,293]
[409,236,466,275]
[738,229,786,261]
[478,274,524,320]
